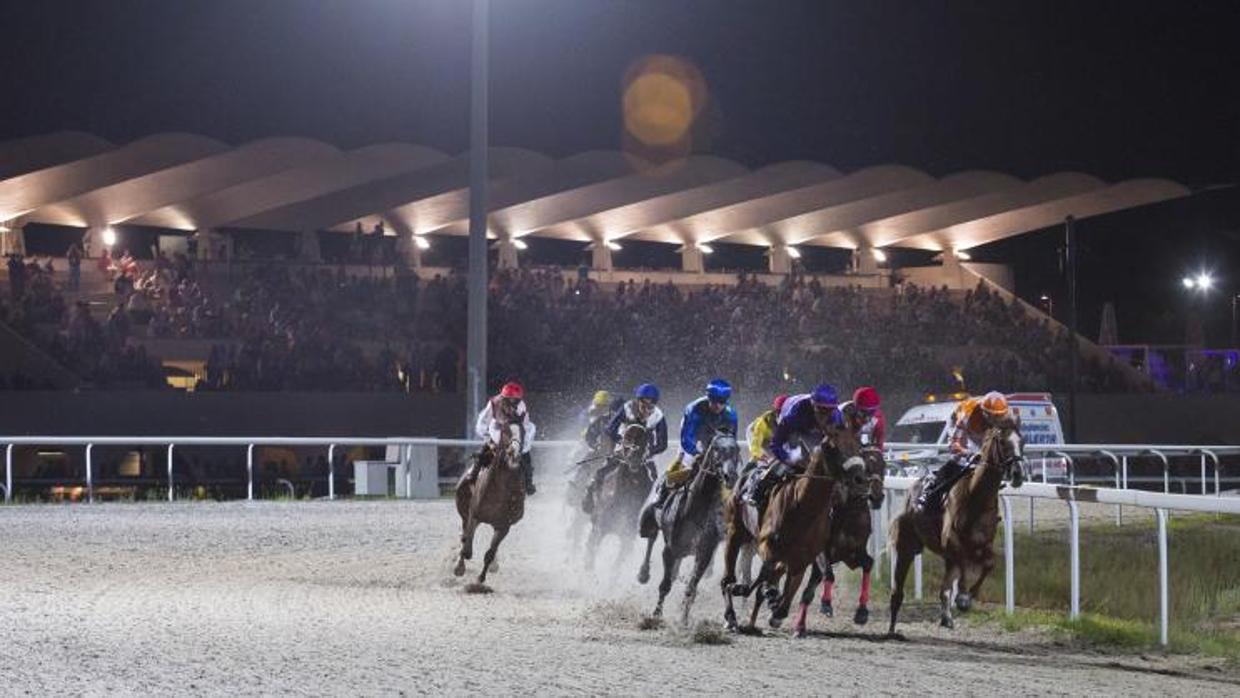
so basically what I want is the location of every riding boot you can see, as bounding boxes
[461,449,489,485]
[520,452,536,495]
[639,479,666,539]
[916,459,966,512]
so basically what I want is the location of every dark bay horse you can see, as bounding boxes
[721,429,860,635]
[638,433,741,625]
[888,421,1025,633]
[454,423,526,586]
[802,446,887,628]
[584,423,652,572]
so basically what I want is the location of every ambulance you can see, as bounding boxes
[887,392,1067,480]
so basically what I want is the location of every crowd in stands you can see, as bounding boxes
[0,248,1148,395]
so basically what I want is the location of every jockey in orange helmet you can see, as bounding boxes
[915,391,1011,512]
[463,381,538,494]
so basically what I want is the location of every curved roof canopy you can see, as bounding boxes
[0,132,1190,254]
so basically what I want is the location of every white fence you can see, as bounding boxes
[2,434,1238,646]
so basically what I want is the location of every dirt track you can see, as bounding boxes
[0,495,1234,696]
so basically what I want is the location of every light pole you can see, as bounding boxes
[465,0,489,436]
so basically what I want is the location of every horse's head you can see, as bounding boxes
[699,432,741,487]
[981,417,1026,487]
[815,427,862,481]
[499,423,523,469]
[615,423,650,473]
[859,446,888,509]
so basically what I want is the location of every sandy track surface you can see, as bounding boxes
[0,496,1234,696]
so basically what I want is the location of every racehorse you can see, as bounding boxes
[721,429,860,635]
[800,446,887,629]
[584,423,653,572]
[637,433,741,625]
[454,423,526,586]
[888,420,1025,633]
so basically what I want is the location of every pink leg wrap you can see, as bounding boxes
[821,579,834,603]
[859,570,872,606]
[795,602,809,632]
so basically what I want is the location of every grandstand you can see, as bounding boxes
[0,131,1201,395]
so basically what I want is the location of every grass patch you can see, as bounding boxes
[689,620,732,645]
[879,514,1240,660]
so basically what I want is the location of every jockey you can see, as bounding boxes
[745,383,844,508]
[581,383,667,513]
[463,381,538,495]
[839,386,886,450]
[745,393,789,464]
[643,379,738,515]
[914,391,1011,511]
[582,390,616,454]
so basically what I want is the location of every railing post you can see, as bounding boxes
[1149,449,1170,494]
[1068,498,1080,620]
[1002,495,1015,614]
[1156,507,1169,647]
[1200,449,1220,498]
[1199,453,1207,496]
[327,443,337,501]
[1099,450,1121,526]
[4,443,12,504]
[1121,455,1128,490]
[166,444,175,502]
[246,444,255,501]
[85,443,94,503]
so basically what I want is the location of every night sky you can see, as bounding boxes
[1,0,1238,344]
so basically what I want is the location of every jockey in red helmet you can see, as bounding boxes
[463,381,538,494]
[839,386,886,450]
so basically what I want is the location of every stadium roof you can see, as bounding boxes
[2,132,1190,253]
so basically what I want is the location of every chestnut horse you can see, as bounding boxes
[454,423,526,585]
[721,429,860,634]
[801,446,887,628]
[888,420,1025,633]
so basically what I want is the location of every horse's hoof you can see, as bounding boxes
[461,548,473,561]
[794,625,807,639]
[820,601,834,617]
[725,620,739,634]
[768,615,783,629]
[940,616,954,629]
[955,594,972,613]
[453,560,466,577]
[637,567,650,585]
[854,606,869,625]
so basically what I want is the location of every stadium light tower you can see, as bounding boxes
[465,0,489,436]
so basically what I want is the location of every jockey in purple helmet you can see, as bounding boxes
[744,383,844,509]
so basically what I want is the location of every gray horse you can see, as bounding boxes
[637,433,741,625]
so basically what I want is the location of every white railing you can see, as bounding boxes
[878,476,1240,646]
[0,436,576,504]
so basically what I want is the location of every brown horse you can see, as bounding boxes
[584,423,652,572]
[720,429,860,634]
[799,446,887,629]
[454,423,526,585]
[888,420,1025,633]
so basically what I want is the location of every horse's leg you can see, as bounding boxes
[680,538,716,627]
[738,543,756,589]
[478,525,509,585]
[637,535,657,585]
[820,563,836,616]
[962,550,995,612]
[455,512,478,577]
[720,529,745,631]
[854,553,874,626]
[771,564,806,631]
[939,558,961,629]
[584,520,601,572]
[953,557,971,613]
[795,561,825,637]
[745,560,773,631]
[653,544,682,619]
[888,516,919,636]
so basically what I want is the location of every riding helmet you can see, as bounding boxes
[809,383,839,407]
[499,382,524,399]
[853,386,880,412]
[705,378,732,403]
[635,383,660,402]
[979,391,1010,419]
[772,393,790,413]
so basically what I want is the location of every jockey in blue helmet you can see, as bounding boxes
[744,383,843,509]
[582,382,667,514]
[639,379,739,535]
